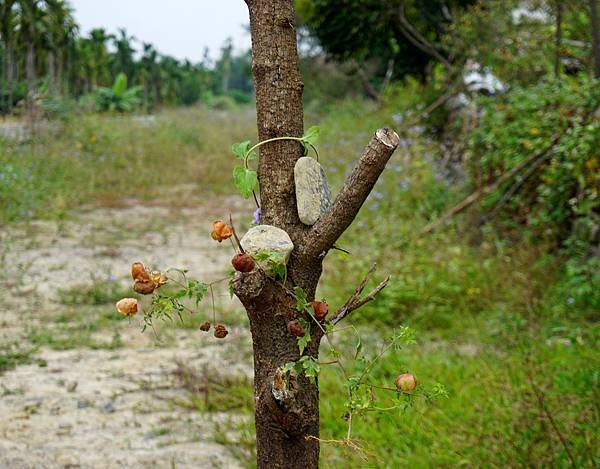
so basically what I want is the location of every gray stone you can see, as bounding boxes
[294,156,332,225]
[240,225,294,263]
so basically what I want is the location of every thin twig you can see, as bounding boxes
[331,264,390,325]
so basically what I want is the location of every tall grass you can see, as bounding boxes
[0,107,256,224]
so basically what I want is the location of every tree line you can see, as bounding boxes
[0,0,253,115]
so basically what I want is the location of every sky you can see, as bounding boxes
[69,0,252,63]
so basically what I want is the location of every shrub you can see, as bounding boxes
[466,77,600,252]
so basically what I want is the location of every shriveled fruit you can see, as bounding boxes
[150,270,168,288]
[211,220,233,242]
[232,253,255,272]
[395,373,417,392]
[133,280,156,295]
[287,320,305,337]
[116,298,138,316]
[131,262,147,281]
[311,300,329,321]
[199,321,211,332]
[214,323,229,339]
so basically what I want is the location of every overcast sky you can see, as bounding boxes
[69,0,251,63]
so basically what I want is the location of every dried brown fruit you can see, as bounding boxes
[211,220,233,242]
[395,373,417,392]
[150,270,168,288]
[232,253,255,272]
[287,320,305,337]
[132,262,149,281]
[199,321,211,332]
[214,323,229,339]
[311,300,329,321]
[116,298,138,316]
[133,280,156,295]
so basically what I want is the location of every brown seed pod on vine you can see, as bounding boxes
[211,220,233,242]
[133,279,156,295]
[115,298,138,316]
[395,373,417,392]
[232,253,255,272]
[214,323,229,339]
[287,320,305,337]
[311,300,329,321]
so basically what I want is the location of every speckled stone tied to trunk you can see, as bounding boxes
[294,156,332,225]
[240,225,294,263]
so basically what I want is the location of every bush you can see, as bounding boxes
[466,77,600,252]
[95,73,142,112]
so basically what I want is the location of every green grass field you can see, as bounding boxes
[1,98,598,467]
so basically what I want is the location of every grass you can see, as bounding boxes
[1,92,598,467]
[0,106,256,223]
[0,343,37,374]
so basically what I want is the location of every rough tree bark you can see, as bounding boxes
[590,0,600,78]
[237,1,400,467]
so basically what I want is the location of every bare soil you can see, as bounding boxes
[0,198,255,468]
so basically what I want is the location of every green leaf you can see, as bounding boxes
[233,166,258,199]
[297,318,311,354]
[191,281,209,306]
[294,286,309,312]
[302,126,320,146]
[112,73,127,97]
[232,140,251,160]
[301,356,320,383]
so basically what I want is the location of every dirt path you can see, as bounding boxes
[0,198,255,468]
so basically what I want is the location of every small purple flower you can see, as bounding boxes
[252,208,261,225]
[107,274,117,282]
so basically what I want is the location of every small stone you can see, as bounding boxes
[66,381,78,392]
[102,402,115,413]
[294,156,332,225]
[240,225,294,263]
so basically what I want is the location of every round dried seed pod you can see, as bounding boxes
[199,321,211,332]
[214,323,229,339]
[287,320,305,337]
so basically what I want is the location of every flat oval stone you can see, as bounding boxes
[294,157,332,225]
[240,225,294,263]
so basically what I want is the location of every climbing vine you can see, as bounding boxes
[114,128,445,453]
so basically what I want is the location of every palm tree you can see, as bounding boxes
[17,0,44,113]
[0,0,17,112]
[87,27,112,87]
[43,0,77,95]
[111,27,136,80]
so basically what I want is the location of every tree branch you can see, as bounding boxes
[331,264,390,325]
[302,128,400,259]
[395,2,453,71]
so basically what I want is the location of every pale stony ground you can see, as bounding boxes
[0,197,255,469]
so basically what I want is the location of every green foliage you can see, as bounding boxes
[95,73,142,112]
[467,78,600,251]
[252,251,287,280]
[232,167,258,199]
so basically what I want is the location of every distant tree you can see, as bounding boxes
[590,0,600,77]
[111,28,136,80]
[296,0,475,84]
[0,0,17,111]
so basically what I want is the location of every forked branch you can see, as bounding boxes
[332,264,390,325]
[303,128,400,259]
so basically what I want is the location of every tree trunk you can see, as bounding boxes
[590,0,600,78]
[240,2,321,467]
[555,0,563,79]
[47,50,56,96]
[2,44,13,112]
[238,2,400,467]
[26,37,35,115]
